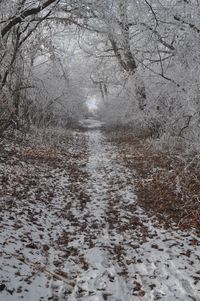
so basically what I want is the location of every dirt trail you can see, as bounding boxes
[0,120,200,301]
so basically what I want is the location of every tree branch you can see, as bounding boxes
[1,0,58,37]
[174,15,200,34]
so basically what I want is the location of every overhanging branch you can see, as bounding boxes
[1,0,58,37]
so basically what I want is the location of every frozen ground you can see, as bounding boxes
[0,119,200,301]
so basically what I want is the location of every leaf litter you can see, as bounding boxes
[0,120,200,301]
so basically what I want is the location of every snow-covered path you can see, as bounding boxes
[0,120,200,301]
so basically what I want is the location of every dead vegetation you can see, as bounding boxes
[106,129,200,236]
[1,124,200,300]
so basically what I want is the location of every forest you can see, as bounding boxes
[0,0,200,147]
[0,1,200,301]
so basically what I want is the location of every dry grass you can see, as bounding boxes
[106,130,200,235]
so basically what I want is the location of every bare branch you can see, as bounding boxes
[1,0,58,37]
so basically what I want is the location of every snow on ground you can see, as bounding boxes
[0,119,200,301]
